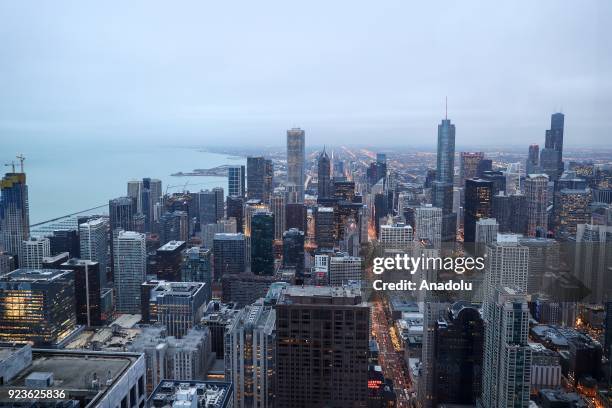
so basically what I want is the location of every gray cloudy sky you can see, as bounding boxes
[1,1,610,147]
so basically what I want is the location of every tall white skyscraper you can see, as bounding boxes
[114,230,146,313]
[19,237,50,268]
[79,217,109,288]
[482,287,532,408]
[482,235,529,311]
[415,205,442,248]
[225,299,276,408]
[286,128,305,203]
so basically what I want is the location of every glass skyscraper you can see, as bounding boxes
[0,172,30,259]
[432,113,457,244]
[286,127,305,203]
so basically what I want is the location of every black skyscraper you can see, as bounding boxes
[545,112,565,177]
[227,196,244,233]
[61,259,102,327]
[317,148,331,199]
[109,196,135,232]
[464,179,493,244]
[247,157,273,203]
[433,303,484,405]
[250,211,275,275]
[282,228,305,274]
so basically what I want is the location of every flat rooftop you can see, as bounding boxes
[157,240,186,251]
[0,268,72,283]
[279,285,364,306]
[0,348,142,407]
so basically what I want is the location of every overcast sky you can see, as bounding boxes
[1,1,610,148]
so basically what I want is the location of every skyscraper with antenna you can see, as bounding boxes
[432,98,457,244]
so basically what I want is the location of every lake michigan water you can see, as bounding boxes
[2,142,244,224]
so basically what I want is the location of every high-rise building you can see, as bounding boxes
[287,127,306,202]
[492,193,527,234]
[432,109,457,243]
[464,178,493,244]
[228,165,246,198]
[198,188,224,225]
[60,259,102,327]
[553,188,591,238]
[19,237,50,268]
[482,288,532,407]
[415,205,442,248]
[527,144,540,175]
[152,240,186,281]
[380,222,413,252]
[0,171,30,258]
[525,174,549,237]
[213,233,246,279]
[250,211,274,275]
[573,223,612,304]
[270,193,286,241]
[329,253,362,285]
[79,217,108,288]
[282,228,304,274]
[201,300,241,359]
[518,237,559,296]
[159,210,189,243]
[142,177,162,229]
[109,196,136,233]
[247,157,273,203]
[127,180,143,213]
[476,159,493,177]
[481,170,507,195]
[315,207,335,249]
[181,246,212,300]
[227,196,245,233]
[433,303,484,405]
[129,326,212,393]
[275,285,369,407]
[114,230,147,313]
[49,229,80,258]
[221,272,288,308]
[142,280,207,338]
[459,152,484,187]
[475,218,498,256]
[544,112,565,179]
[0,269,76,346]
[200,219,237,249]
[225,299,276,408]
[0,252,15,274]
[285,203,307,232]
[482,236,529,310]
[317,147,331,199]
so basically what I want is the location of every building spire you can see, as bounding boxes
[445,96,448,120]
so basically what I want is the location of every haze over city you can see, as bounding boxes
[1,0,611,147]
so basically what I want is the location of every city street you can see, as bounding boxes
[371,299,413,407]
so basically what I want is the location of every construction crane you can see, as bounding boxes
[16,154,25,172]
[4,161,16,173]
